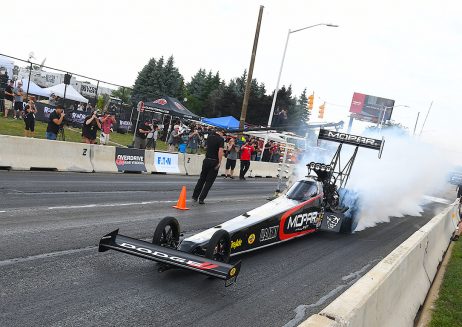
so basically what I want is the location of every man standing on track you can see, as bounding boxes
[192,128,225,204]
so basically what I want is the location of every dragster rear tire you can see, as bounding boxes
[205,229,231,263]
[152,216,180,249]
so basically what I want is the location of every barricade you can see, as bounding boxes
[90,144,118,173]
[299,201,459,327]
[185,154,205,176]
[0,135,92,172]
[144,150,156,173]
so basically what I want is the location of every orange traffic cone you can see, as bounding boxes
[173,186,189,210]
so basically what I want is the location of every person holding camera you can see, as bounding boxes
[82,110,102,144]
[146,124,159,150]
[23,96,37,137]
[187,128,201,154]
[134,120,152,149]
[99,111,116,145]
[224,137,239,179]
[46,104,65,140]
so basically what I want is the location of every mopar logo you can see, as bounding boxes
[327,131,377,147]
[286,212,318,232]
[260,226,279,242]
[157,157,172,165]
[119,242,218,270]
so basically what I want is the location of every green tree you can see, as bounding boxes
[111,87,132,104]
[132,55,184,103]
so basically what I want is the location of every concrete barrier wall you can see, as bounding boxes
[0,136,294,176]
[300,200,459,327]
[0,135,93,172]
[90,144,118,173]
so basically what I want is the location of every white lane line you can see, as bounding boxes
[0,246,97,267]
[422,195,451,205]
[48,200,176,210]
[0,210,6,213]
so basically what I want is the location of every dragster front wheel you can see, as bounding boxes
[205,229,231,263]
[152,216,180,249]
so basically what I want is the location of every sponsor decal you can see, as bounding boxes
[286,212,318,232]
[247,233,255,245]
[279,196,321,241]
[231,239,242,250]
[174,101,186,111]
[154,98,168,105]
[260,226,279,242]
[120,242,218,270]
[229,267,236,277]
[115,148,146,172]
[326,131,378,147]
[326,215,341,229]
[154,152,180,173]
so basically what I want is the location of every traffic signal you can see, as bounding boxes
[318,102,326,119]
[308,93,314,111]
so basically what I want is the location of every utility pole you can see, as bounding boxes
[239,5,264,130]
[419,101,433,137]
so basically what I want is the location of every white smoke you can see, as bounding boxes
[294,128,452,232]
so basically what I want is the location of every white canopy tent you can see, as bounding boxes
[19,79,51,97]
[44,83,88,103]
[245,130,306,149]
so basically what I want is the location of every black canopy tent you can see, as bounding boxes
[143,96,200,121]
[132,96,200,143]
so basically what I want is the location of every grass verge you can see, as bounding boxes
[0,116,167,150]
[429,239,462,327]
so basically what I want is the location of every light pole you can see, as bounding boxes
[378,104,409,129]
[267,23,338,128]
[260,23,338,161]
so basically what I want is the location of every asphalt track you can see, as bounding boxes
[0,171,456,327]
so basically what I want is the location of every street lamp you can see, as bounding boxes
[260,23,338,162]
[266,23,339,128]
[378,104,409,128]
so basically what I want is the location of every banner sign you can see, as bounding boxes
[115,147,146,172]
[154,152,180,173]
[33,102,56,122]
[349,92,395,123]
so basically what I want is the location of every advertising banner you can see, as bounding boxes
[33,102,56,122]
[349,92,395,123]
[115,147,146,172]
[154,152,180,173]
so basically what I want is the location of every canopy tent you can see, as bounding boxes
[201,116,240,130]
[44,83,88,103]
[19,79,51,97]
[143,96,200,121]
[245,130,305,145]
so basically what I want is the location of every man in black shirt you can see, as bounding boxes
[46,105,65,140]
[192,128,225,204]
[134,121,151,149]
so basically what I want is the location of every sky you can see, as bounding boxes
[4,0,462,162]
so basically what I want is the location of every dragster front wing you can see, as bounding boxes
[99,229,241,286]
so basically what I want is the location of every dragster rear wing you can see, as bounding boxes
[99,229,241,287]
[318,129,385,158]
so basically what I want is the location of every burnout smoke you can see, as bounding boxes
[342,128,451,231]
[293,127,451,232]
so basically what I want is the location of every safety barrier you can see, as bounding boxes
[0,136,296,177]
[0,135,93,172]
[299,200,460,327]
[90,144,118,173]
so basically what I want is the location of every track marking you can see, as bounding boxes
[0,246,97,267]
[0,210,6,213]
[282,259,380,327]
[48,200,176,210]
[422,195,450,205]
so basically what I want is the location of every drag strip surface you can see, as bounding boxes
[0,171,456,327]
